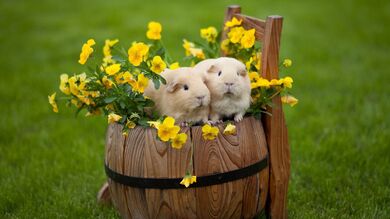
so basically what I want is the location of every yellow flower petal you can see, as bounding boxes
[105,63,121,75]
[157,117,180,142]
[146,21,162,40]
[150,56,166,74]
[200,26,218,43]
[224,17,242,30]
[48,92,58,113]
[128,42,149,66]
[223,123,236,135]
[281,95,298,107]
[180,174,197,188]
[169,62,180,70]
[202,124,219,140]
[171,133,187,149]
[241,29,256,49]
[108,113,122,124]
[283,59,292,67]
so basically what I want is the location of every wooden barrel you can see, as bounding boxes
[105,116,269,219]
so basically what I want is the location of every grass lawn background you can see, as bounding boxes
[1,0,389,218]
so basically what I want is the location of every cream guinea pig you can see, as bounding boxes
[144,67,210,124]
[193,57,251,122]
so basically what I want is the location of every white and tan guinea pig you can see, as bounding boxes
[144,67,210,124]
[193,57,251,122]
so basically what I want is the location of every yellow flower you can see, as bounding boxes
[189,48,205,59]
[78,39,95,65]
[122,132,128,136]
[200,26,218,43]
[171,133,187,149]
[128,42,149,66]
[48,92,58,113]
[281,76,293,88]
[77,94,94,106]
[157,117,180,142]
[68,74,86,96]
[223,123,236,135]
[283,59,292,67]
[59,74,70,95]
[221,39,231,54]
[228,26,245,44]
[281,95,298,107]
[147,120,161,129]
[202,124,219,140]
[180,175,197,188]
[251,77,270,89]
[102,76,114,89]
[150,56,166,74]
[132,73,149,93]
[108,113,122,124]
[248,72,260,82]
[103,39,119,57]
[146,21,162,40]
[105,63,121,75]
[269,79,283,86]
[241,29,256,49]
[126,119,136,129]
[87,39,96,46]
[183,39,193,56]
[224,17,242,30]
[169,62,180,70]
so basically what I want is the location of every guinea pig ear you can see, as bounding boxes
[166,80,180,93]
[238,68,247,76]
[207,65,220,74]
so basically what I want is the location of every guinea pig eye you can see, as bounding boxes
[218,71,222,76]
[237,71,240,76]
[183,84,189,90]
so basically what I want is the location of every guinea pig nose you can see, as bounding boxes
[197,95,205,100]
[225,82,234,86]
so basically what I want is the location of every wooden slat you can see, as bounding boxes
[249,117,269,213]
[261,15,291,219]
[144,128,174,219]
[234,14,265,41]
[239,118,260,218]
[123,126,149,218]
[106,123,132,218]
[144,127,196,218]
[193,123,243,219]
[166,127,197,219]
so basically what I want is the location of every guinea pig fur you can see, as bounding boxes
[193,57,251,122]
[144,67,210,124]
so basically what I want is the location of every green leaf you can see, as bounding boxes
[104,97,117,103]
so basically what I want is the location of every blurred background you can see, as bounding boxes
[1,0,389,218]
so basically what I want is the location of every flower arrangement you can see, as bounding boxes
[48,17,298,187]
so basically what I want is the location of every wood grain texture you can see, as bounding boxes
[234,14,265,41]
[105,117,268,219]
[261,15,291,219]
[239,117,268,218]
[144,127,196,219]
[123,127,149,219]
[193,120,243,219]
[106,123,132,218]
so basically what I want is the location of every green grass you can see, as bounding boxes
[1,0,389,218]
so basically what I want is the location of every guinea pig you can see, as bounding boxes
[144,67,210,124]
[193,57,251,122]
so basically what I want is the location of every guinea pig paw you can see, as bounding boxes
[234,114,243,122]
[180,122,189,127]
